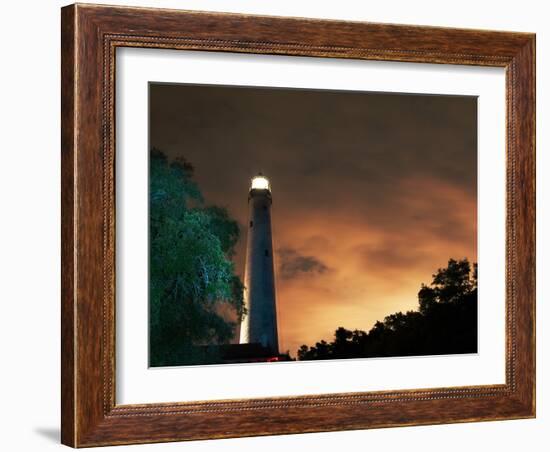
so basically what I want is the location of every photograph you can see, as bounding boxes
[148,82,478,367]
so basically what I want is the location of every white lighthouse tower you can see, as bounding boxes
[239,174,279,354]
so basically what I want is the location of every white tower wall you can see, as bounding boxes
[239,177,279,354]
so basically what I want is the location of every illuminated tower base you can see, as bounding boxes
[239,174,279,354]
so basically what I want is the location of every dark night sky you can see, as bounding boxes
[149,83,477,355]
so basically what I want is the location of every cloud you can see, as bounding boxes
[356,240,429,271]
[277,248,329,280]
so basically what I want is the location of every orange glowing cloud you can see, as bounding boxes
[270,176,476,354]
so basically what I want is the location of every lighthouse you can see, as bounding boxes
[239,174,279,355]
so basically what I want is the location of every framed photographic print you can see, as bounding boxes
[61,3,535,447]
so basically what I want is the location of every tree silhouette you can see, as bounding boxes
[149,148,245,367]
[297,258,477,360]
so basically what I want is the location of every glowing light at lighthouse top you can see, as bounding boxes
[251,175,270,191]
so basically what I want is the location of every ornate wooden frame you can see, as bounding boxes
[61,3,535,447]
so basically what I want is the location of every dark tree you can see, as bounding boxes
[149,148,245,367]
[297,258,477,360]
